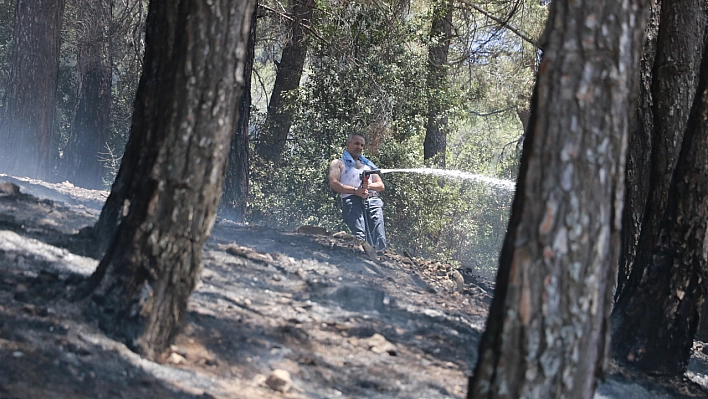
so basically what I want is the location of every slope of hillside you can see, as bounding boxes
[0,174,706,399]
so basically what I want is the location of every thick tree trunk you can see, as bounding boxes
[255,0,313,163]
[222,8,256,223]
[90,0,171,258]
[616,0,661,301]
[0,0,65,180]
[64,0,112,189]
[467,1,646,398]
[698,300,708,342]
[423,0,452,168]
[616,0,707,302]
[611,20,708,377]
[83,0,255,359]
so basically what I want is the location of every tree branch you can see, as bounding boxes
[460,0,541,50]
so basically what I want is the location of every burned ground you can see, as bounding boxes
[0,174,706,399]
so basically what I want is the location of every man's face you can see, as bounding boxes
[346,135,365,157]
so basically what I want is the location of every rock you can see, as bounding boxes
[0,182,20,196]
[265,369,293,392]
[223,244,273,265]
[450,269,465,292]
[271,359,301,376]
[170,345,188,356]
[332,231,350,238]
[361,241,378,260]
[167,352,187,365]
[366,333,396,355]
[423,308,443,318]
[296,225,328,235]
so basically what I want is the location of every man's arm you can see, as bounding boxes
[368,173,385,192]
[329,159,367,197]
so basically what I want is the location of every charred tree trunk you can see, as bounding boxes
[698,299,708,342]
[0,0,65,180]
[616,0,707,302]
[64,0,112,189]
[83,0,255,359]
[611,18,708,377]
[222,7,256,223]
[423,0,452,168]
[254,0,313,163]
[467,1,646,398]
[616,0,661,302]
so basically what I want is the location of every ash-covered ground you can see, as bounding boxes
[0,173,706,399]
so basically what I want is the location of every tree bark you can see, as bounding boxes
[83,0,255,359]
[255,0,313,163]
[616,0,707,302]
[222,7,256,223]
[616,0,661,302]
[0,0,65,180]
[697,299,708,342]
[64,0,112,189]
[423,0,452,168]
[467,1,646,398]
[611,16,708,377]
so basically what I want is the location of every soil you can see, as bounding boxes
[0,173,707,399]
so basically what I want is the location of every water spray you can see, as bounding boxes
[377,168,515,190]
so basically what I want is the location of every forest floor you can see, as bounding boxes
[0,173,707,399]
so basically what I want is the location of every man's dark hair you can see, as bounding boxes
[347,133,366,143]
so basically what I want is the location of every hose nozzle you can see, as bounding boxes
[360,169,381,182]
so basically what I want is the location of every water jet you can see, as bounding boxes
[378,168,515,190]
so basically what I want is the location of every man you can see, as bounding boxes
[329,134,387,251]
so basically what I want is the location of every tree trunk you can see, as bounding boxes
[616,0,707,302]
[697,299,708,342]
[255,0,313,163]
[611,16,708,377]
[0,0,65,180]
[64,0,111,189]
[467,1,646,398]
[222,7,256,223]
[616,0,661,302]
[83,0,255,359]
[423,0,452,168]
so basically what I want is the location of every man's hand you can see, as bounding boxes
[356,175,370,198]
[355,186,369,198]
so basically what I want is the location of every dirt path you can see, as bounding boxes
[0,176,706,399]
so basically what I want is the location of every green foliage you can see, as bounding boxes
[0,0,543,273]
[249,0,428,226]
[304,1,429,140]
[383,168,512,276]
[449,112,522,180]
[245,0,550,274]
[249,158,345,232]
